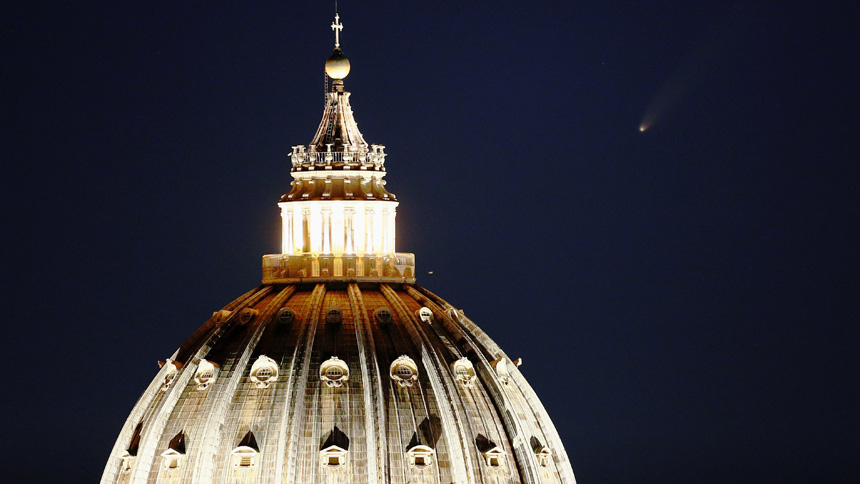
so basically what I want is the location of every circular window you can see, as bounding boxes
[325,308,343,325]
[256,366,273,380]
[374,307,394,324]
[239,308,257,324]
[277,308,295,325]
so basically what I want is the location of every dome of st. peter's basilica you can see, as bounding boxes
[102,13,578,484]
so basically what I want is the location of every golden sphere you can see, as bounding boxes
[325,48,351,79]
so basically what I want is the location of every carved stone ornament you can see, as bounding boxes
[320,356,349,387]
[161,360,179,392]
[417,307,433,323]
[249,355,279,388]
[389,355,419,387]
[452,357,477,387]
[194,359,218,390]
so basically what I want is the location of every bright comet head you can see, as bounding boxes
[639,125,646,132]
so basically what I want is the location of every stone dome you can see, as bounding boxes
[101,282,576,484]
[101,12,578,484]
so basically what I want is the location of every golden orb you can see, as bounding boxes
[325,48,351,79]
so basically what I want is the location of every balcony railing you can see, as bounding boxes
[262,252,415,284]
[289,145,387,169]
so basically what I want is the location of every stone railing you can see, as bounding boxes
[290,145,387,170]
[262,252,415,284]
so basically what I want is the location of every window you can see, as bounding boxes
[396,366,413,377]
[389,355,418,387]
[277,308,295,325]
[374,307,393,324]
[320,357,350,387]
[406,445,434,470]
[320,445,348,468]
[325,308,343,325]
[161,360,179,392]
[195,359,218,390]
[250,355,279,388]
[418,307,433,323]
[239,308,258,324]
[120,453,134,474]
[232,449,257,468]
[452,357,477,387]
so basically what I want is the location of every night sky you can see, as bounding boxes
[3,2,859,483]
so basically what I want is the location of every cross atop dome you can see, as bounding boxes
[331,13,343,48]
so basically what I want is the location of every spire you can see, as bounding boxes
[325,11,350,81]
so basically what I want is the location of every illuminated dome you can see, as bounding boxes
[325,48,351,79]
[101,13,578,484]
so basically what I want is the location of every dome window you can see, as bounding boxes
[232,448,257,468]
[374,307,394,324]
[212,309,232,325]
[277,307,296,325]
[320,426,349,468]
[320,445,348,467]
[160,431,186,472]
[491,358,511,386]
[417,307,433,323]
[406,444,434,470]
[535,445,551,467]
[451,357,477,387]
[325,307,343,325]
[389,355,419,387]
[250,355,279,388]
[232,431,259,468]
[194,359,219,390]
[239,308,258,325]
[484,447,505,469]
[119,451,135,474]
[159,360,181,392]
[320,356,349,387]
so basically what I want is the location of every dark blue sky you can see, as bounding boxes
[3,2,858,483]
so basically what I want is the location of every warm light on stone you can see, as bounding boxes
[101,11,578,484]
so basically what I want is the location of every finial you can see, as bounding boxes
[331,13,343,49]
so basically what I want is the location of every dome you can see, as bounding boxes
[325,48,350,79]
[101,12,578,484]
[101,283,576,483]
